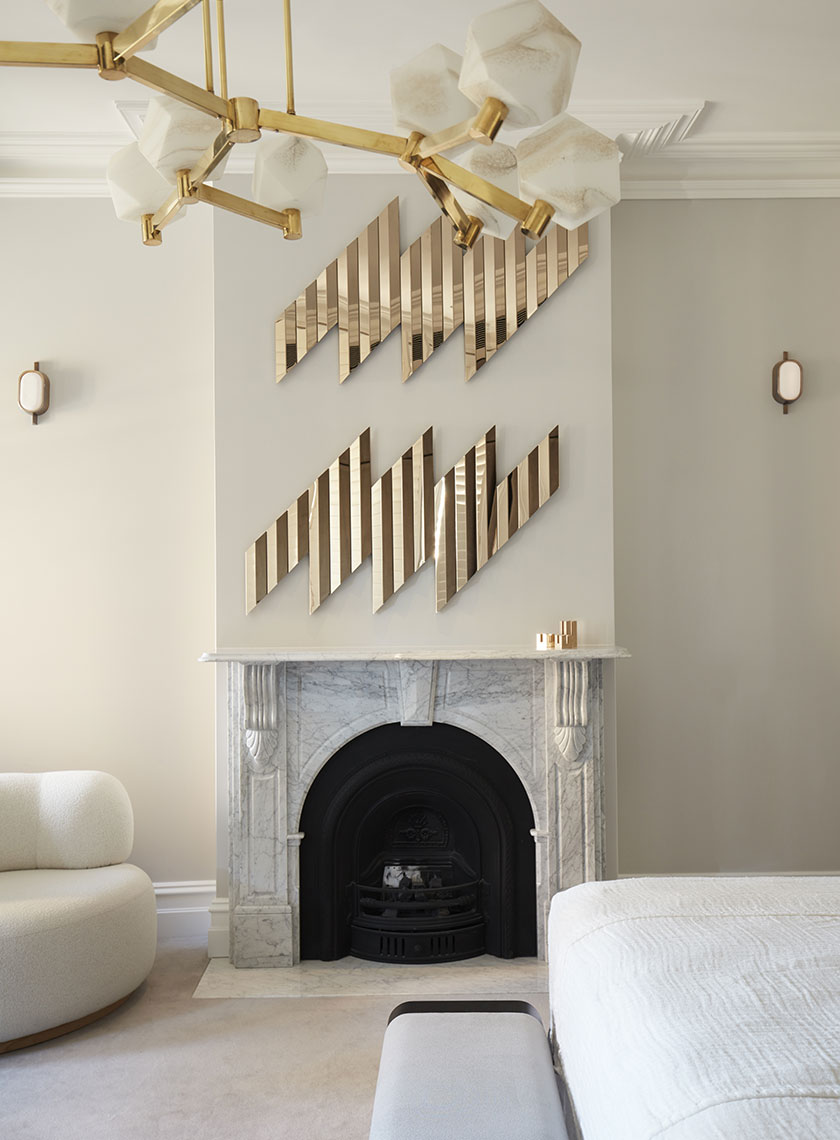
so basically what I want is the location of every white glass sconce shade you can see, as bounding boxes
[772,352,803,412]
[459,0,580,129]
[44,0,158,45]
[391,44,477,136]
[18,365,50,424]
[139,95,228,184]
[252,135,328,216]
[517,113,621,229]
[107,142,173,222]
[453,141,520,238]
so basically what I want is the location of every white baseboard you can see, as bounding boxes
[207,896,231,958]
[617,870,840,878]
[153,880,216,941]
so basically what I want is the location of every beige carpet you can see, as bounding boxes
[0,938,550,1140]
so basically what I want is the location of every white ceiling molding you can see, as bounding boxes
[622,179,840,200]
[1,100,838,198]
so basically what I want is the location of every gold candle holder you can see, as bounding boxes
[559,620,578,649]
[536,632,557,651]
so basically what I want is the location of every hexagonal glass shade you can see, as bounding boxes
[106,142,172,222]
[517,114,621,229]
[45,0,157,44]
[452,141,519,239]
[139,95,227,184]
[252,135,328,216]
[459,0,580,129]
[391,44,476,136]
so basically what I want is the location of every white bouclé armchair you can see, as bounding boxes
[0,770,157,1051]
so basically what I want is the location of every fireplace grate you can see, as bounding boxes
[349,879,486,963]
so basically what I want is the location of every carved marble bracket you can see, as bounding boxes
[553,659,589,764]
[242,662,282,771]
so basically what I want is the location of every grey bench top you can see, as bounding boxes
[369,1000,570,1140]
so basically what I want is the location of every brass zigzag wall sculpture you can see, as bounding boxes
[246,426,559,615]
[275,200,588,384]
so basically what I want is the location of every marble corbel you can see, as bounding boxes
[232,661,294,967]
[552,659,589,764]
[243,662,282,770]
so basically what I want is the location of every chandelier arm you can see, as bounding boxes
[194,183,299,237]
[283,0,295,115]
[0,42,99,68]
[122,55,230,118]
[413,97,508,160]
[426,154,530,224]
[258,108,407,157]
[112,0,202,62]
[215,0,228,101]
[202,0,214,92]
[150,185,189,233]
[414,166,472,233]
[188,131,237,186]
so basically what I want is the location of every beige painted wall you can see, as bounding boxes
[612,198,840,874]
[213,174,616,649]
[0,198,216,884]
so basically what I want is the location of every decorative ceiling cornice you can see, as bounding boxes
[2,99,839,199]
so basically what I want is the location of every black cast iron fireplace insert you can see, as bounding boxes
[299,723,536,963]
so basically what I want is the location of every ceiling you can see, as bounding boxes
[2,0,839,193]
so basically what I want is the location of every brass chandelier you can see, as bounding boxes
[1,0,621,249]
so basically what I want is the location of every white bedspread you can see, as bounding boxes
[548,878,840,1139]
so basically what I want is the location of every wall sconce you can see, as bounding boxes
[17,362,50,425]
[771,351,802,415]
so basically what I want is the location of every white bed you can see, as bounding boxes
[548,877,840,1139]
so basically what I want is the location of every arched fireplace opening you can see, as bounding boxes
[299,723,536,963]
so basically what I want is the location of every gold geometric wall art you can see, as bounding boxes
[463,225,587,380]
[434,426,559,611]
[308,429,372,613]
[275,199,588,384]
[246,426,559,615]
[372,429,435,612]
[275,199,400,383]
[245,428,371,615]
[400,218,464,381]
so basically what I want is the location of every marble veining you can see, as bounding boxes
[202,645,629,663]
[217,649,621,968]
[194,954,548,999]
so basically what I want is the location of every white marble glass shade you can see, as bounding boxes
[776,359,802,402]
[459,0,580,129]
[45,0,157,44]
[106,141,173,222]
[139,95,228,184]
[517,113,621,229]
[452,141,520,238]
[391,44,477,136]
[252,135,328,216]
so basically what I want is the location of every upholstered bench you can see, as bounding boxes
[0,770,158,1052]
[368,1000,569,1140]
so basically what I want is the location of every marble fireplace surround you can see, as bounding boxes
[203,647,629,968]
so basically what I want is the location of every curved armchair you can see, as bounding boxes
[0,770,157,1052]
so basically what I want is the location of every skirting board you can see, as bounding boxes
[154,881,216,941]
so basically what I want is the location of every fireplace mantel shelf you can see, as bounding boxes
[201,646,630,664]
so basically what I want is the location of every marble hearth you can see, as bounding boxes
[203,647,628,968]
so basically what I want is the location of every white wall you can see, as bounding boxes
[613,198,840,874]
[213,174,616,649]
[0,198,216,885]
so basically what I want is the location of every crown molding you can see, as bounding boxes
[621,178,840,199]
[1,100,839,198]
